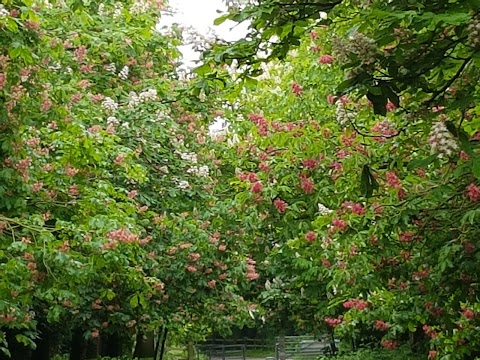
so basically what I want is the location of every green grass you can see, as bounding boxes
[244,348,276,358]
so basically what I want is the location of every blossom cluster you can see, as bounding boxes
[428,121,459,158]
[468,16,480,48]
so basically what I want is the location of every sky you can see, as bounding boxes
[160,0,249,68]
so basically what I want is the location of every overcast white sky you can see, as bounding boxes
[161,0,249,68]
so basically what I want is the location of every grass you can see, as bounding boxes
[244,349,276,358]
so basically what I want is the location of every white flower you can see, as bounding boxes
[130,0,152,15]
[177,180,190,190]
[180,152,198,164]
[428,121,459,158]
[318,203,333,215]
[118,65,129,80]
[138,88,158,102]
[468,16,480,48]
[106,116,119,125]
[0,5,9,17]
[105,63,116,73]
[102,97,118,112]
[335,100,356,127]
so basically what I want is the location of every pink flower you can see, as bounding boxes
[386,171,402,189]
[188,253,201,262]
[259,162,269,172]
[186,265,197,272]
[324,317,341,327]
[302,158,318,170]
[461,308,475,319]
[309,31,318,40]
[374,320,390,331]
[114,154,126,165]
[385,100,396,112]
[318,55,334,64]
[31,182,43,192]
[207,280,216,288]
[466,183,480,201]
[273,198,288,213]
[127,190,138,198]
[65,166,79,177]
[331,218,348,232]
[399,232,416,243]
[300,176,315,194]
[247,172,259,183]
[291,82,303,96]
[428,350,437,360]
[218,244,227,252]
[381,340,397,350]
[251,181,263,193]
[68,185,79,196]
[305,231,317,242]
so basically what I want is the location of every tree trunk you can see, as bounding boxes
[101,333,122,357]
[31,325,51,360]
[187,340,195,360]
[277,330,286,360]
[69,329,87,360]
[158,328,168,360]
[134,331,155,358]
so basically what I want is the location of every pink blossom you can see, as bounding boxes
[188,253,201,262]
[218,244,227,252]
[373,320,390,331]
[291,82,303,96]
[428,350,437,360]
[300,176,315,194]
[273,198,288,213]
[466,183,480,202]
[258,162,269,172]
[31,182,43,192]
[65,166,79,177]
[68,184,79,196]
[385,100,396,111]
[386,171,402,189]
[114,154,126,165]
[186,265,197,272]
[381,340,397,350]
[251,181,263,193]
[302,158,318,169]
[247,172,259,182]
[318,55,334,64]
[324,317,341,327]
[128,190,138,198]
[331,218,348,232]
[305,231,317,242]
[207,280,216,288]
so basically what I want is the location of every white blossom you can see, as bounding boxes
[0,5,9,17]
[468,16,480,48]
[428,121,459,158]
[180,152,198,164]
[106,116,119,125]
[118,65,129,80]
[335,100,356,127]
[177,180,190,190]
[318,203,333,215]
[105,63,116,73]
[102,97,118,112]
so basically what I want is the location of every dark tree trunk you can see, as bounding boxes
[31,325,51,360]
[2,330,32,360]
[159,328,168,360]
[101,332,122,357]
[85,336,101,360]
[134,331,155,358]
[69,329,87,360]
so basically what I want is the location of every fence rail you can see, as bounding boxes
[196,344,247,360]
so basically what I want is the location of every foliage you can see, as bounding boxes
[200,1,480,359]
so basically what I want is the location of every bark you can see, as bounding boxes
[134,331,155,358]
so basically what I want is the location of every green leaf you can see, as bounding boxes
[366,91,387,116]
[472,157,480,179]
[360,165,378,198]
[129,295,139,308]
